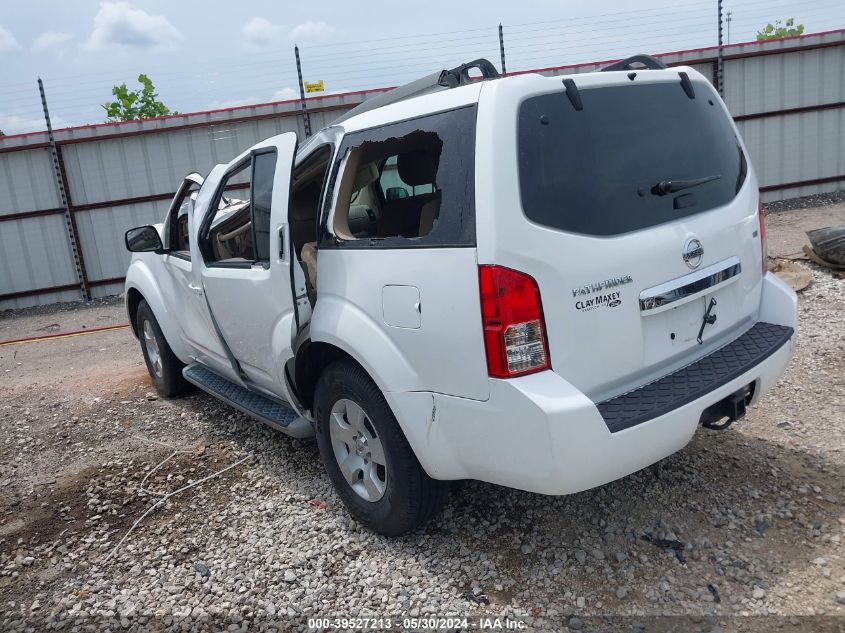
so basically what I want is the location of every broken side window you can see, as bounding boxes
[321,105,477,249]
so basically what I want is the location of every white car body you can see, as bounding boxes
[125,60,797,503]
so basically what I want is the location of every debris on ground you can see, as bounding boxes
[768,258,813,291]
[707,584,721,603]
[640,533,687,564]
[461,591,490,605]
[804,244,845,272]
[806,225,845,265]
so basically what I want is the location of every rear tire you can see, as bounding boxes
[136,300,192,397]
[314,360,448,536]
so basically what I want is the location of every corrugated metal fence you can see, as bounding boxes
[1,30,843,309]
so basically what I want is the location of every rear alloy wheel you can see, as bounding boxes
[314,360,448,536]
[329,398,388,502]
[136,299,192,397]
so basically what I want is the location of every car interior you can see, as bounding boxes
[205,160,255,263]
[290,146,333,303]
[208,198,253,261]
[199,132,443,302]
[170,188,197,256]
[332,131,443,244]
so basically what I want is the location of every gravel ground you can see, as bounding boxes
[1,204,844,633]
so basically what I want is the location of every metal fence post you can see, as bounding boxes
[38,78,90,301]
[717,0,725,97]
[498,24,507,75]
[294,45,312,138]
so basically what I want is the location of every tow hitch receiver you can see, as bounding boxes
[700,385,753,430]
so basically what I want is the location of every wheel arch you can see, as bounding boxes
[294,340,361,412]
[125,287,144,338]
[124,262,190,361]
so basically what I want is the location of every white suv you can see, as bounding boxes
[124,56,797,535]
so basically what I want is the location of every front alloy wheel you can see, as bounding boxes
[135,299,192,397]
[142,319,163,379]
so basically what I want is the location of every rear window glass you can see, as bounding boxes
[518,80,746,236]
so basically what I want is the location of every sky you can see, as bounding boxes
[0,0,843,135]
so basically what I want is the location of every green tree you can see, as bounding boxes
[756,18,805,41]
[102,74,178,122]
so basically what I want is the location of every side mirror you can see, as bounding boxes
[125,225,164,253]
[385,186,409,200]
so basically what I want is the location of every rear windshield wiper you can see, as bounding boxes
[652,174,721,196]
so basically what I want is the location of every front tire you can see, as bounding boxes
[314,360,448,536]
[136,300,192,397]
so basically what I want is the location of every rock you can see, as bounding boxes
[576,596,585,608]
[752,587,766,600]
[574,550,587,564]
[615,552,627,563]
[521,544,533,555]
[591,548,605,561]
[284,570,297,583]
[836,592,845,605]
[813,557,828,566]
[616,586,629,599]
[193,562,210,577]
[567,616,583,630]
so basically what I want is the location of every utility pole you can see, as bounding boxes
[716,0,725,97]
[294,45,312,138]
[726,11,733,44]
[38,78,89,301]
[498,24,507,75]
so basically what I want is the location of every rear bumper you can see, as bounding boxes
[386,273,797,495]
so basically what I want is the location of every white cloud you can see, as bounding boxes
[32,31,74,52]
[288,20,336,43]
[82,2,183,52]
[241,17,282,48]
[0,24,20,52]
[206,97,262,110]
[272,87,299,101]
[0,112,73,136]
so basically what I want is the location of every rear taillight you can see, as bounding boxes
[478,265,550,378]
[758,199,768,275]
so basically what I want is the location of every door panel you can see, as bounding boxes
[159,174,231,372]
[198,133,299,399]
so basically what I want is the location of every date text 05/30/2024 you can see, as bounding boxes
[307,616,528,630]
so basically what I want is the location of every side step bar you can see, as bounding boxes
[183,364,314,439]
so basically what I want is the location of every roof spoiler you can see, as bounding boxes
[601,54,667,72]
[332,58,500,126]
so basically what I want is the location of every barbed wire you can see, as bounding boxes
[1,0,842,135]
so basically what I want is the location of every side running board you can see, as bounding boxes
[183,364,314,439]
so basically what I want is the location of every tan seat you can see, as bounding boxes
[301,241,318,296]
[378,150,440,238]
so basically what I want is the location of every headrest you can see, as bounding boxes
[397,150,438,187]
[353,162,379,192]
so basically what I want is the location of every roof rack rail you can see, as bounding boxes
[332,58,500,126]
[601,54,667,72]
